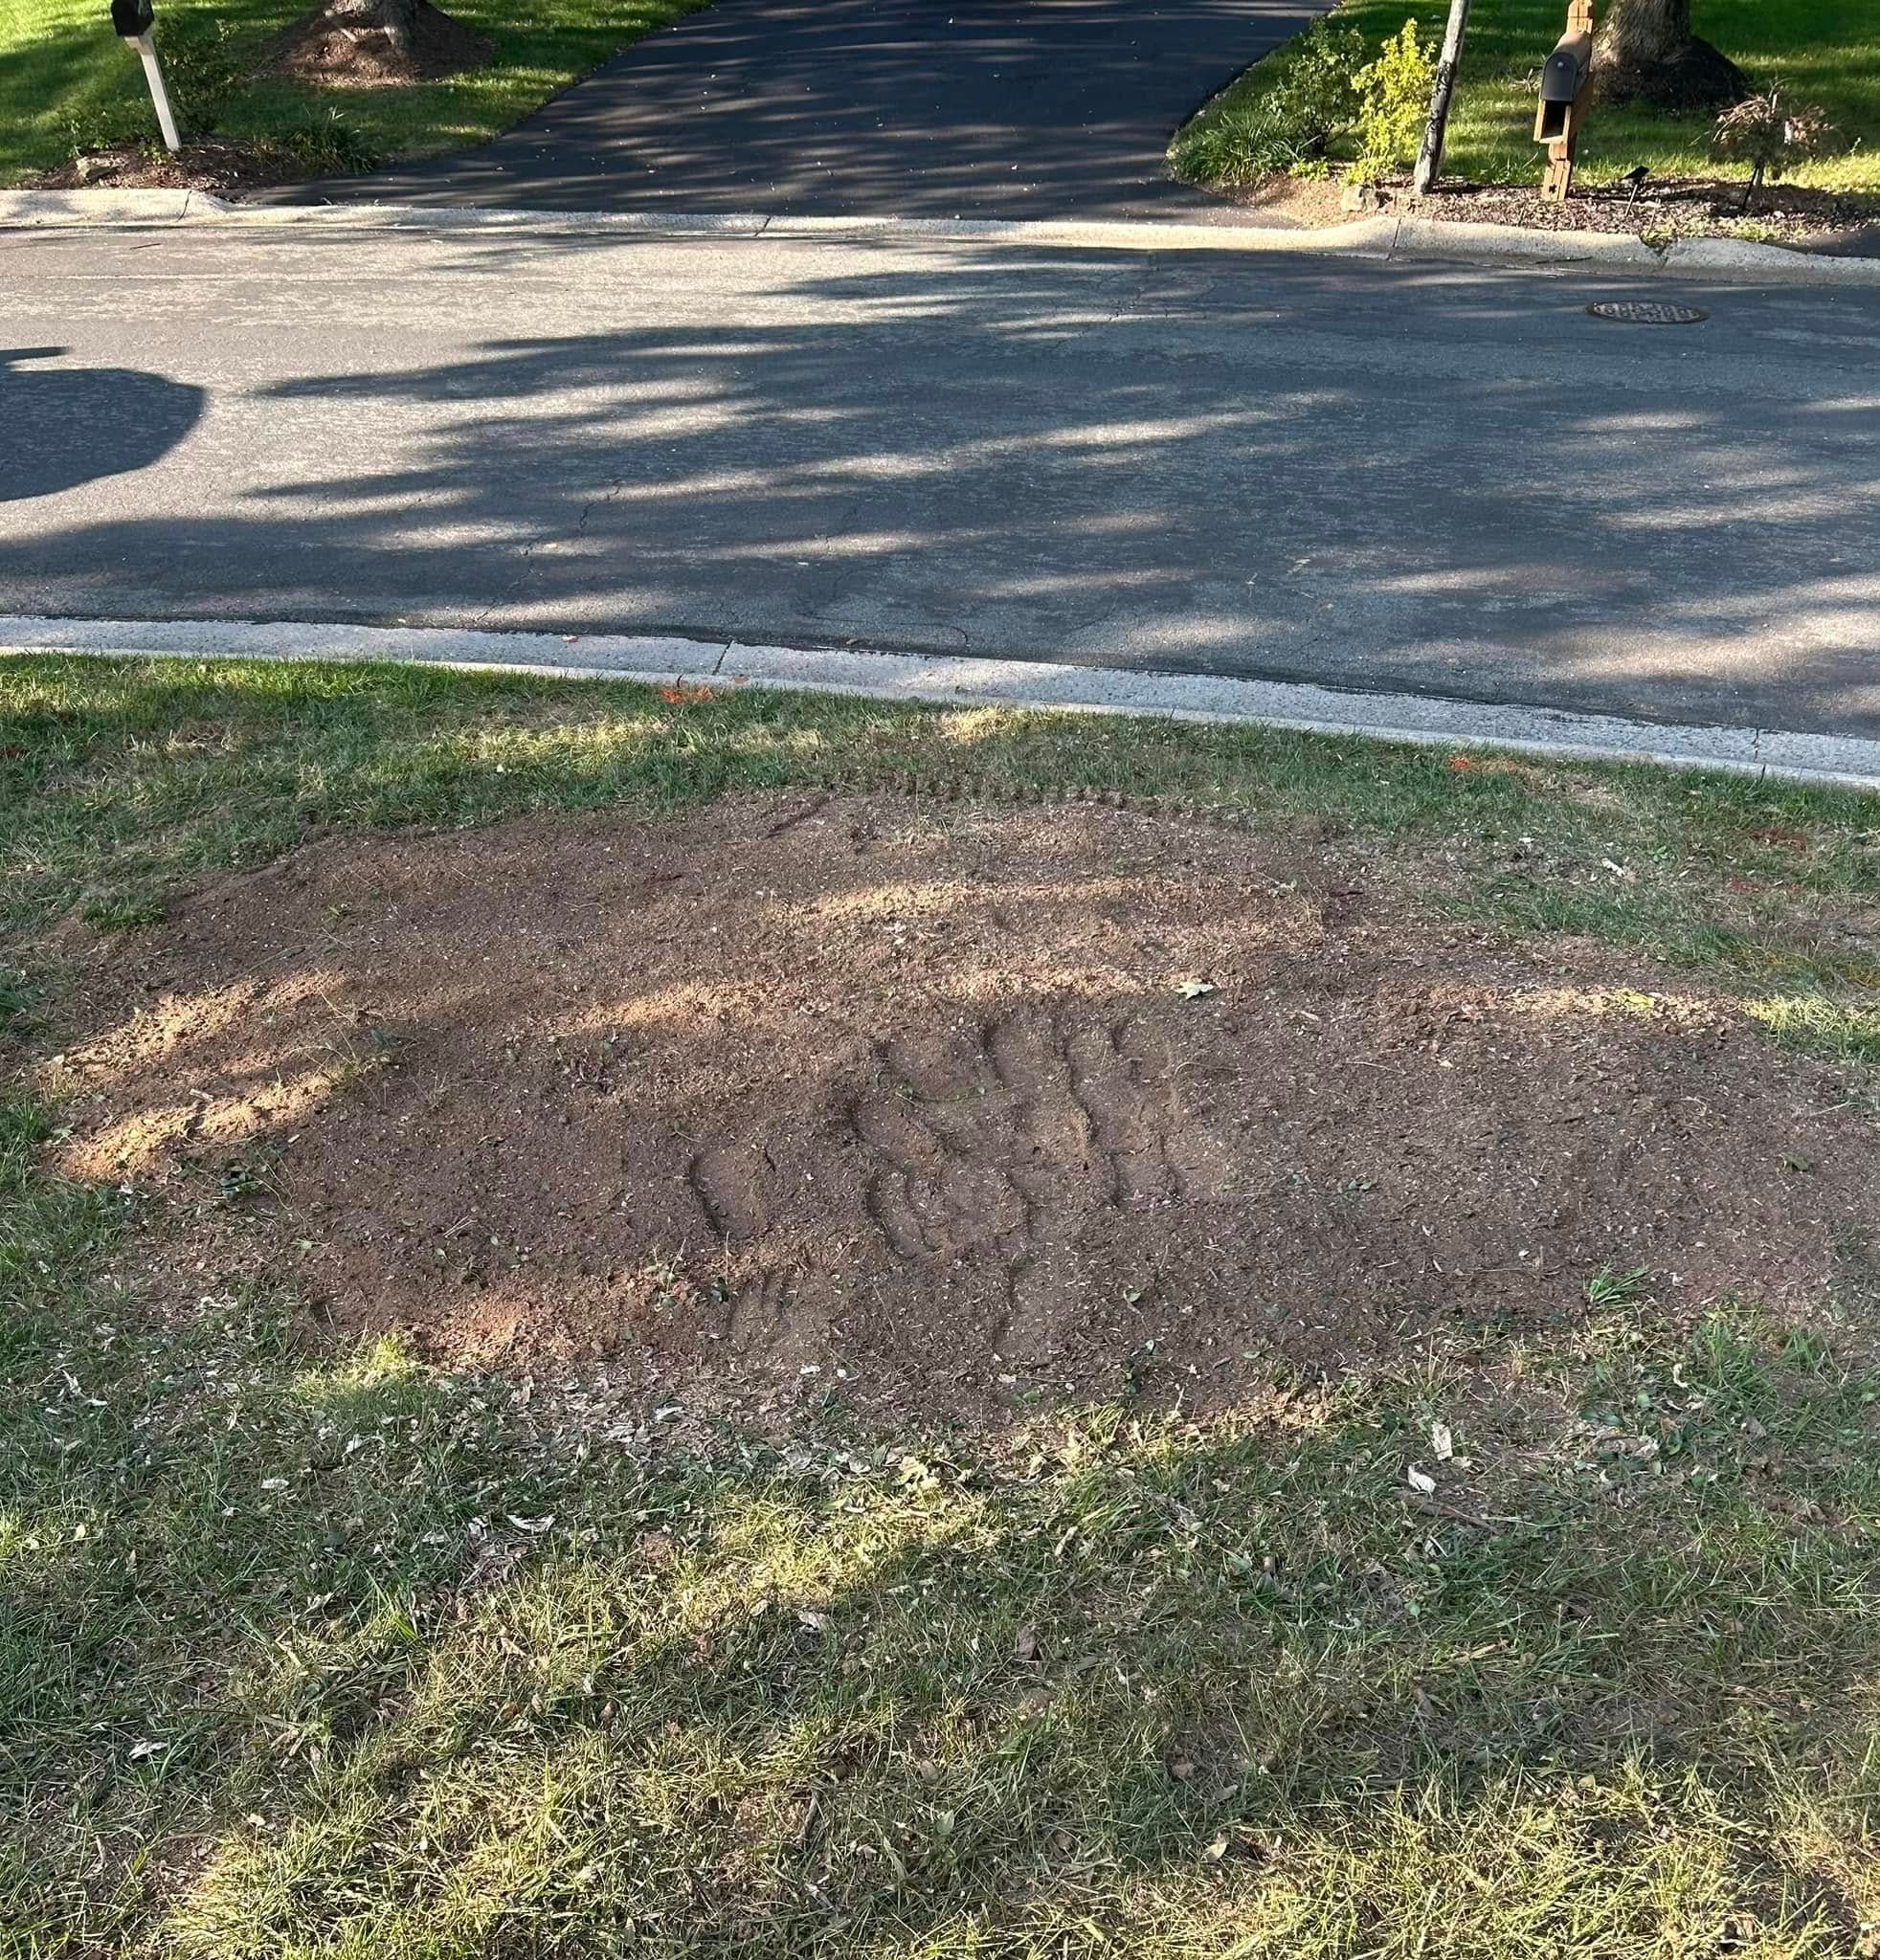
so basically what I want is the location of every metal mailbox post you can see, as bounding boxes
[111,0,183,154]
[1534,0,1595,200]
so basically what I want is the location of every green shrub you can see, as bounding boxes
[156,14,245,137]
[63,105,150,160]
[61,14,243,156]
[1172,14,1367,185]
[1350,18,1435,185]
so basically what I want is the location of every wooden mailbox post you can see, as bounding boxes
[1534,0,1596,200]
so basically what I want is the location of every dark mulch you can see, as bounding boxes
[1421,176,1880,254]
[1230,172,1880,256]
[35,138,314,193]
[261,0,490,87]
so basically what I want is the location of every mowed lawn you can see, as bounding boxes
[0,0,704,183]
[1173,0,1880,190]
[6,654,1880,1954]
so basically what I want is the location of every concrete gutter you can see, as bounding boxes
[6,614,1879,793]
[3,188,1878,285]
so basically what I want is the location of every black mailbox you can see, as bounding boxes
[1535,31,1592,139]
[111,0,154,36]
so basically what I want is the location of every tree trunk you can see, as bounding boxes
[376,0,419,57]
[327,0,422,58]
[1590,0,1748,109]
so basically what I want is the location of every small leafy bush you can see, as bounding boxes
[62,14,243,156]
[1350,19,1434,186]
[63,106,151,160]
[156,14,246,136]
[1172,14,1367,186]
[1713,85,1835,208]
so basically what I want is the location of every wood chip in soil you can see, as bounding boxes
[45,792,1880,1430]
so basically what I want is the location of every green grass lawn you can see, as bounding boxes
[0,0,705,185]
[1172,0,1880,192]
[5,654,1880,1954]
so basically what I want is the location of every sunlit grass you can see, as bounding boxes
[1174,0,1880,192]
[1745,991,1880,1065]
[0,0,705,184]
[6,1142,1880,1955]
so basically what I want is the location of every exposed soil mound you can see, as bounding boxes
[50,793,1880,1428]
[1591,35,1749,113]
[265,0,489,86]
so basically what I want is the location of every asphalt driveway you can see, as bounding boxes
[307,0,1328,216]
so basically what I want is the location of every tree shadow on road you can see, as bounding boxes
[4,245,1877,732]
[1,346,205,504]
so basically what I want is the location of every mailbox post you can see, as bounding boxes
[1534,0,1595,200]
[111,0,182,155]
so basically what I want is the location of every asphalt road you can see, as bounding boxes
[297,0,1326,217]
[4,220,1878,736]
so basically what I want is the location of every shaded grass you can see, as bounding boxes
[1172,0,1880,192]
[0,0,705,185]
[3,652,1877,1053]
[5,1080,1880,1953]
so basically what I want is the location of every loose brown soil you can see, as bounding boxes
[36,139,314,194]
[46,794,1880,1429]
[262,0,490,87]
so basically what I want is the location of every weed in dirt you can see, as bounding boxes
[262,105,383,175]
[1584,1263,1652,1310]
[78,894,168,933]
[0,966,34,1034]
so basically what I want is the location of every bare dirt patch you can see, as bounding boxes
[47,793,1880,1429]
[262,0,490,87]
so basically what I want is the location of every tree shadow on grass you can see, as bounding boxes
[8,1266,1879,1955]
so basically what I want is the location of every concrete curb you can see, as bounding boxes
[5,614,1879,793]
[0,187,230,225]
[1390,213,1664,271]
[6,188,1879,284]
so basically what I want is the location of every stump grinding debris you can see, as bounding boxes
[50,792,1880,1427]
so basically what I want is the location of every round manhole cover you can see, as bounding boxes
[1587,300,1710,324]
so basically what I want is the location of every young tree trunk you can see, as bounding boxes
[1590,0,1749,109]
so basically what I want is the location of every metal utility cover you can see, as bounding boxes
[1586,301,1711,324]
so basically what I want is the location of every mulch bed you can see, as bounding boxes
[35,139,314,193]
[260,0,490,87]
[1418,177,1880,254]
[1230,172,1880,256]
[46,793,1880,1432]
